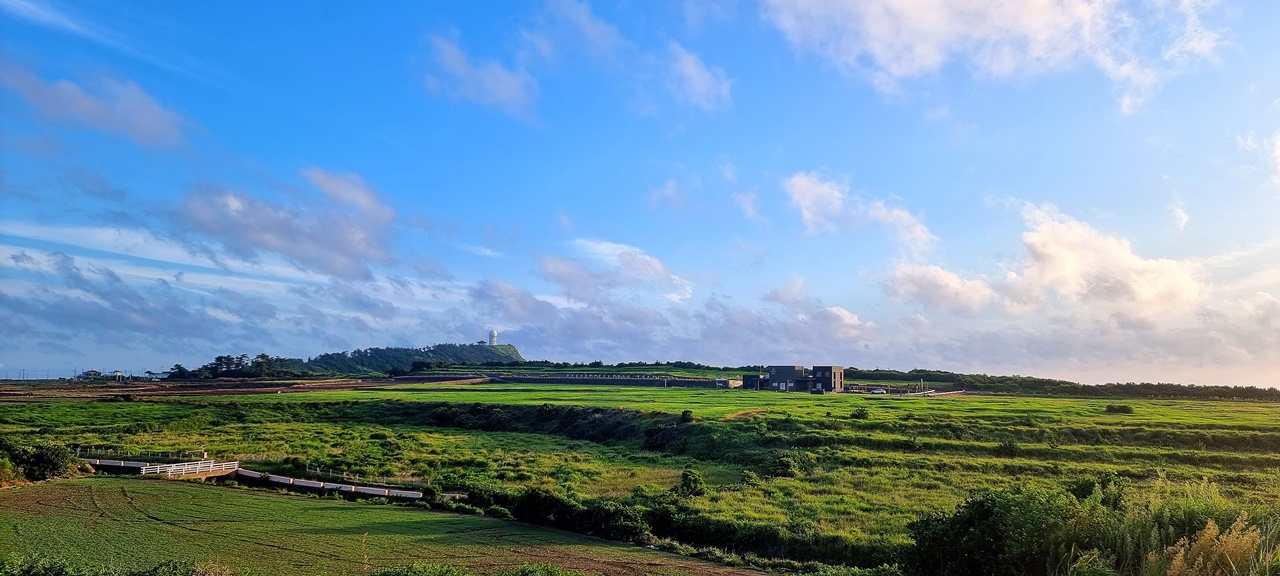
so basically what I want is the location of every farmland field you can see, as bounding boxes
[3,383,1280,573]
[0,476,754,575]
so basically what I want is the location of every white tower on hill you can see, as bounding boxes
[489,329,498,346]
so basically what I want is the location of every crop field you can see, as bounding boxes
[3,383,1280,572]
[0,477,753,575]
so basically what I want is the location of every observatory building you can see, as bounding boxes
[488,329,498,346]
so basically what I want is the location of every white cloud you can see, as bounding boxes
[1171,197,1189,231]
[457,244,502,258]
[732,190,767,224]
[0,65,185,146]
[887,263,995,312]
[0,220,326,283]
[763,277,875,341]
[783,172,846,234]
[0,0,106,43]
[301,167,395,222]
[178,168,396,279]
[649,179,685,208]
[568,239,693,302]
[1007,203,1204,319]
[547,0,625,59]
[1236,130,1280,194]
[718,158,737,183]
[668,42,733,111]
[864,200,937,254]
[1162,0,1221,64]
[427,35,536,117]
[760,0,1220,111]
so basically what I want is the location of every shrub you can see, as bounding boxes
[850,407,870,420]
[670,469,707,498]
[909,485,1080,576]
[578,499,651,542]
[1067,471,1125,510]
[0,439,76,481]
[484,505,513,519]
[0,458,20,486]
[495,564,585,576]
[511,487,583,529]
[1106,404,1135,414]
[994,440,1021,457]
[1144,514,1273,576]
[372,564,473,576]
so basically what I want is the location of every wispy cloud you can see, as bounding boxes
[1172,197,1190,231]
[546,0,626,60]
[761,0,1222,112]
[668,41,733,111]
[426,34,537,117]
[178,168,397,280]
[0,0,120,48]
[732,190,767,224]
[782,172,845,234]
[649,179,685,208]
[864,200,937,254]
[0,64,186,147]
[570,238,693,302]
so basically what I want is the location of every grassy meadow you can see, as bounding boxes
[3,382,1280,573]
[0,476,753,575]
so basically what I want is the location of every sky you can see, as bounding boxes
[0,0,1278,386]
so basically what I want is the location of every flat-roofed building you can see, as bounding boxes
[767,365,805,391]
[742,374,767,390]
[811,365,845,392]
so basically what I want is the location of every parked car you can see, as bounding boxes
[871,388,887,394]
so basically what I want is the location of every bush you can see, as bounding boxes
[1105,404,1135,414]
[993,440,1021,457]
[1145,514,1272,576]
[577,500,651,542]
[484,505,513,519]
[372,564,473,576]
[0,439,76,481]
[495,565,585,576]
[908,485,1080,576]
[670,469,707,498]
[0,458,20,486]
[0,557,235,576]
[850,407,870,420]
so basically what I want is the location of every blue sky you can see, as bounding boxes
[1,0,1278,385]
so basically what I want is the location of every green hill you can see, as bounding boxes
[303,343,524,374]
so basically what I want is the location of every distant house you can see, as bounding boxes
[766,366,805,391]
[78,370,103,380]
[742,374,767,390]
[811,366,845,393]
[715,378,742,389]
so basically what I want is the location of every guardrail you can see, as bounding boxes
[138,460,239,477]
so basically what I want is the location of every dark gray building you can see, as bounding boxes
[766,365,805,391]
[811,365,844,392]
[741,374,767,390]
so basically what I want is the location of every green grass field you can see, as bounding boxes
[3,383,1280,572]
[0,477,754,575]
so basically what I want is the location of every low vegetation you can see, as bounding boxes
[4,384,1280,575]
[0,435,77,485]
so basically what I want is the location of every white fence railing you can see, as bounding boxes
[138,460,239,477]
